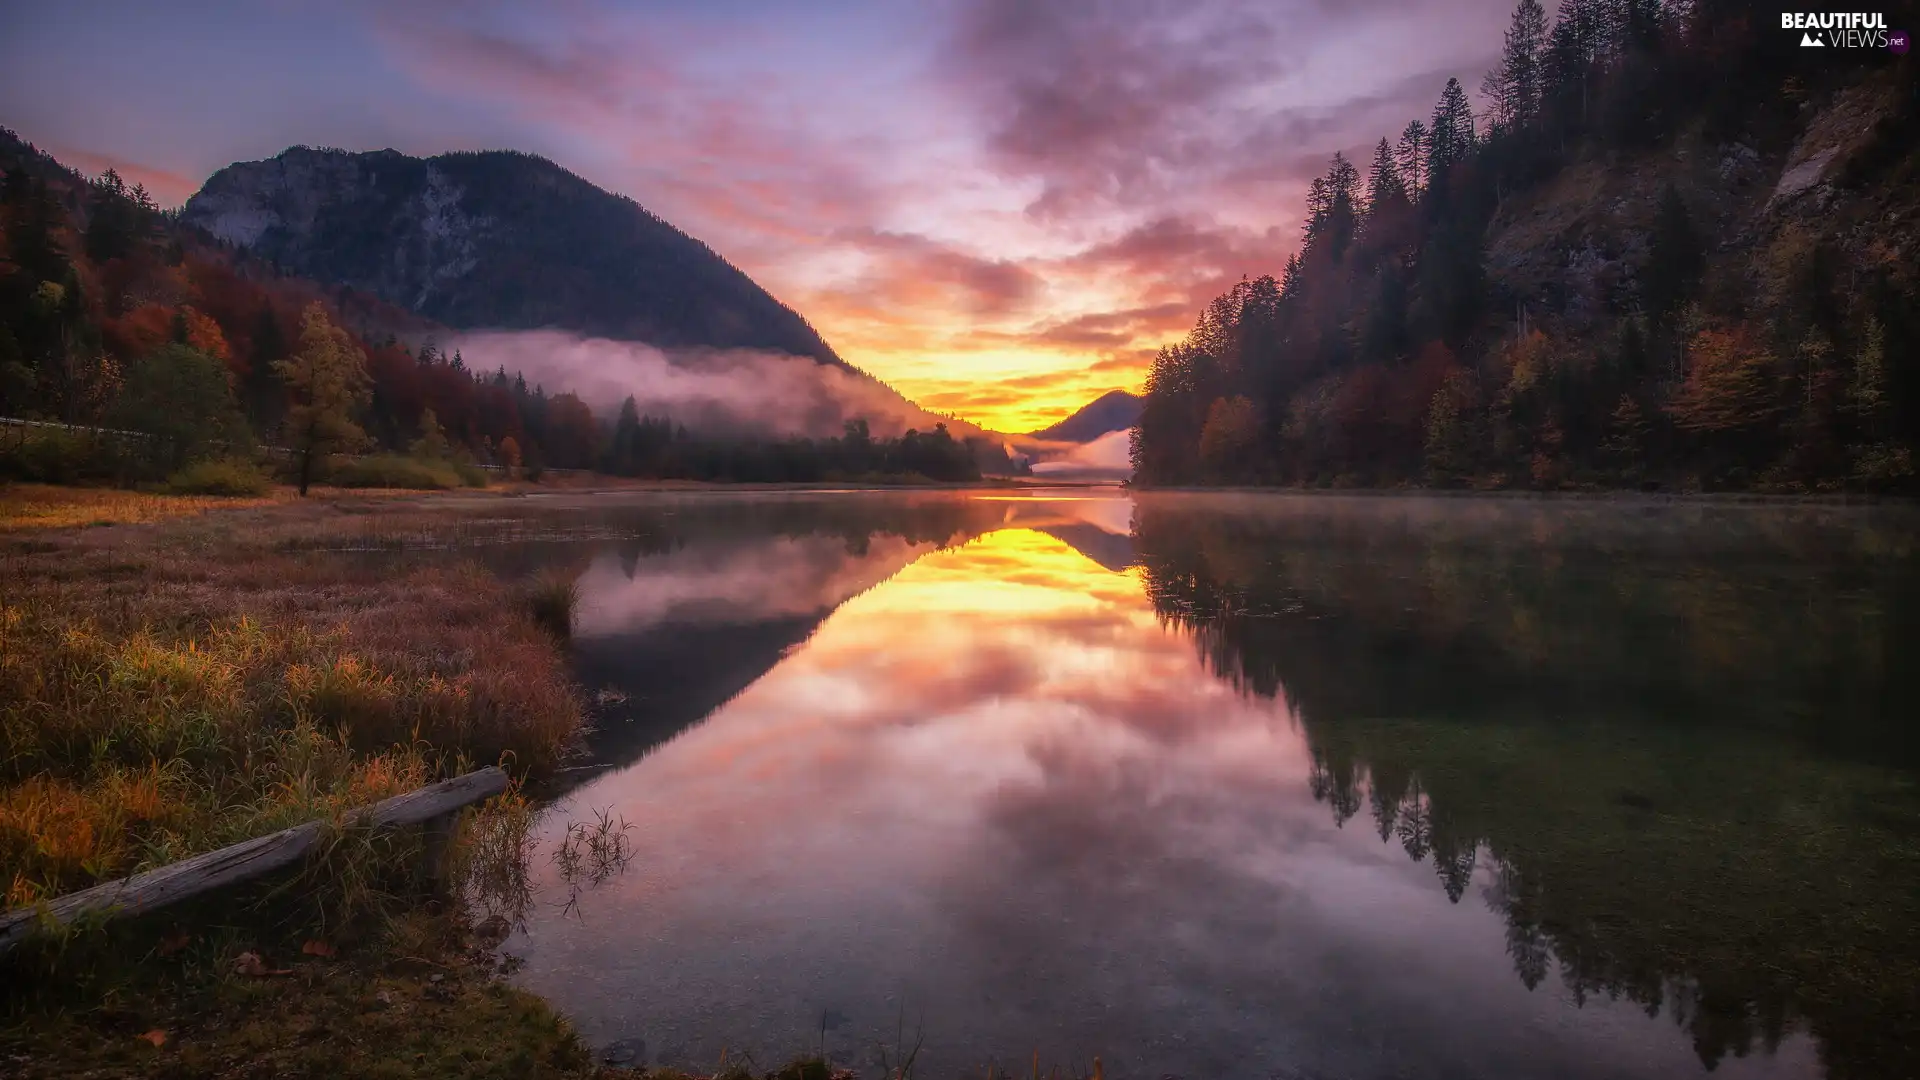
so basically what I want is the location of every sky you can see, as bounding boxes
[0,0,1518,432]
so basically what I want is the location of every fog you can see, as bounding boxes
[1030,427,1133,477]
[451,330,982,440]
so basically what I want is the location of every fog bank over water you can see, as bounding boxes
[452,331,985,440]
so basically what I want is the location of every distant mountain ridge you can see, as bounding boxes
[182,146,843,365]
[1028,390,1141,443]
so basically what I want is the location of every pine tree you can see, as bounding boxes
[1397,121,1429,201]
[1483,0,1550,133]
[1279,254,1304,301]
[611,395,641,473]
[1365,138,1407,214]
[1427,79,1478,187]
[1545,0,1609,128]
[1303,154,1363,262]
[1642,184,1703,321]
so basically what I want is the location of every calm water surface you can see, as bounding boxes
[489,490,1919,1080]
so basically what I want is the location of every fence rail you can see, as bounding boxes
[0,766,509,954]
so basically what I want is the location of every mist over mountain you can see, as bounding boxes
[182,146,843,366]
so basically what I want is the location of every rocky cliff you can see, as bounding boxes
[182,147,844,365]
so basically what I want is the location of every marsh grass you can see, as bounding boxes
[0,490,620,1074]
[0,496,587,912]
[528,570,583,640]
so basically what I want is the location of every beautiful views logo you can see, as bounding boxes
[1782,12,1898,48]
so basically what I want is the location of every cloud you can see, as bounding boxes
[951,0,1296,216]
[827,227,1046,318]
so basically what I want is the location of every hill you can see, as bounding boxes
[1131,1,1919,494]
[182,146,843,365]
[1027,390,1141,443]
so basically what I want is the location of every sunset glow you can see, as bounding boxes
[2,0,1518,432]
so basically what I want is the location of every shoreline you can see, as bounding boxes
[1123,484,1918,506]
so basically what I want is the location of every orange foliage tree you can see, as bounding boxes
[1666,326,1778,435]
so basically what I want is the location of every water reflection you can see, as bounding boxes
[502,491,1916,1080]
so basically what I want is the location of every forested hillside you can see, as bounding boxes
[0,131,984,485]
[1132,0,1920,492]
[0,129,629,475]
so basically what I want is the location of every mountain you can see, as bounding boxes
[1027,390,1141,443]
[181,146,843,365]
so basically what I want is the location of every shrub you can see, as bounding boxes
[454,460,489,488]
[165,457,273,496]
[525,571,579,640]
[0,427,120,485]
[325,454,464,490]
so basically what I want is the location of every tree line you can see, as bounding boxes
[603,403,979,484]
[1132,0,1919,492]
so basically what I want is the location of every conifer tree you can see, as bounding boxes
[1397,121,1429,201]
[1484,0,1549,133]
[1427,79,1478,187]
[1642,184,1703,322]
[1365,139,1406,213]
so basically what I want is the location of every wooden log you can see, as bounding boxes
[0,766,508,954]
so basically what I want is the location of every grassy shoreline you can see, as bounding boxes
[0,482,627,1077]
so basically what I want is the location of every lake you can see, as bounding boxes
[488,489,1920,1080]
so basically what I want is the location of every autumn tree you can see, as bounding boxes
[1847,318,1914,486]
[1199,395,1260,479]
[1666,325,1778,484]
[409,407,454,460]
[275,302,371,495]
[1423,371,1476,484]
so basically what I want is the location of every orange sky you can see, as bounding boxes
[3,0,1516,433]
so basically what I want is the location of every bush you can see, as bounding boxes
[165,457,273,496]
[0,427,120,485]
[453,460,489,488]
[104,344,252,476]
[323,454,486,490]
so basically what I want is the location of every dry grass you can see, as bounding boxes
[0,492,587,907]
[0,483,292,531]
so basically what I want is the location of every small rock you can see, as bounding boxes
[473,913,512,945]
[428,973,444,983]
[602,1038,647,1066]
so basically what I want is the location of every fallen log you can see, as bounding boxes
[0,766,509,954]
